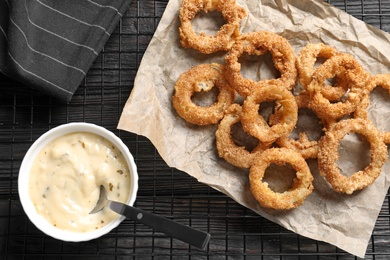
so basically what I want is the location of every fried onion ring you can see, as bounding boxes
[224,31,298,97]
[297,43,339,87]
[172,63,236,125]
[179,0,246,54]
[216,104,270,168]
[297,43,350,101]
[356,74,390,143]
[241,83,298,144]
[306,53,370,120]
[249,148,314,210]
[318,118,388,194]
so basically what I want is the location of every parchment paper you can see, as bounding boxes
[118,0,390,257]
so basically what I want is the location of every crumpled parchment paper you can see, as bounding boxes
[118,0,390,257]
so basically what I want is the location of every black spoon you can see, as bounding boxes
[90,185,210,250]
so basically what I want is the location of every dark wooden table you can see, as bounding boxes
[1,0,389,259]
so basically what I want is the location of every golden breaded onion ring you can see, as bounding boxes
[216,104,271,168]
[306,53,370,120]
[318,118,388,194]
[249,148,314,210]
[241,83,298,144]
[297,43,339,87]
[179,0,246,54]
[172,63,236,125]
[297,43,349,101]
[224,31,298,97]
[355,74,390,143]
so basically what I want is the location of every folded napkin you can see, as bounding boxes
[0,0,131,102]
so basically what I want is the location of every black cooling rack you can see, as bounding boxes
[1,0,390,259]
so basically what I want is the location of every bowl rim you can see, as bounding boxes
[18,122,139,242]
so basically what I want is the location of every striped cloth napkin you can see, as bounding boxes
[0,0,131,102]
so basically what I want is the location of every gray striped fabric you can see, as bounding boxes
[0,0,131,102]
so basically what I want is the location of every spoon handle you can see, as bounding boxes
[109,200,210,250]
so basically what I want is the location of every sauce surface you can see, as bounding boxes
[29,132,131,232]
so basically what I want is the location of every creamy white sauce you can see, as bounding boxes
[29,132,131,232]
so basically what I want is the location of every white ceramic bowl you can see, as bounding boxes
[18,122,138,242]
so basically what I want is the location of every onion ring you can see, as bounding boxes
[306,53,370,120]
[224,31,298,97]
[216,104,271,168]
[249,147,314,210]
[318,118,388,194]
[241,83,298,144]
[297,43,350,101]
[297,43,339,87]
[355,74,390,143]
[172,63,236,125]
[179,0,246,54]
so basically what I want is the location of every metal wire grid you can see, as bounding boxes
[0,0,390,259]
